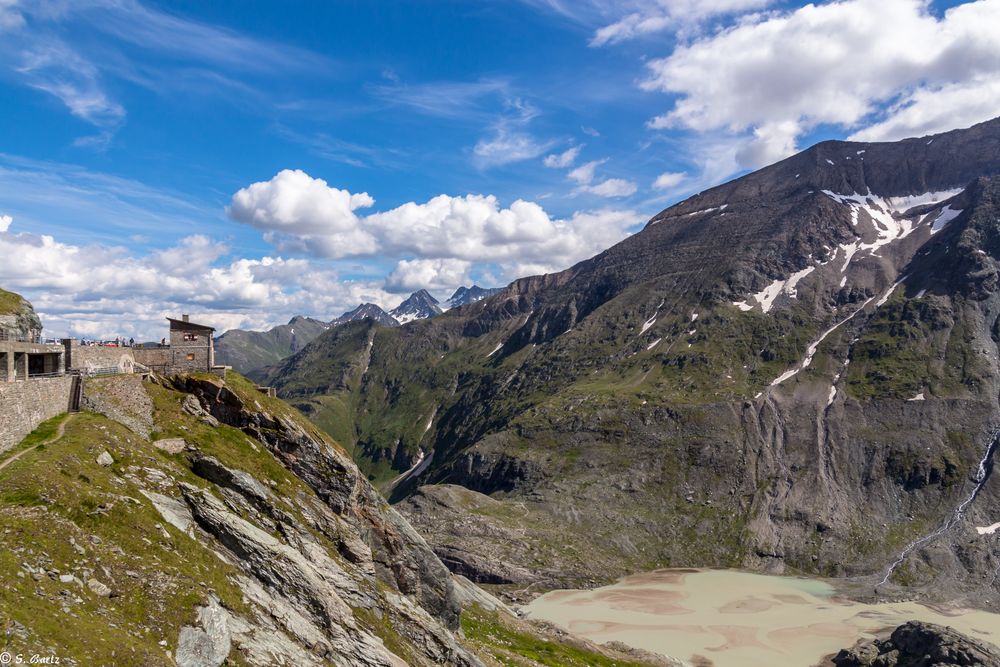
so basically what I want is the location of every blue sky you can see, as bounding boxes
[0,0,996,339]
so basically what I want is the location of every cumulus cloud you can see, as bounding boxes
[228,169,378,258]
[544,145,582,168]
[386,258,472,293]
[652,171,687,189]
[849,75,1000,142]
[0,214,11,232]
[228,169,643,275]
[642,0,1000,168]
[0,216,396,340]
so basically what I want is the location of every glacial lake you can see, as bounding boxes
[522,569,1000,666]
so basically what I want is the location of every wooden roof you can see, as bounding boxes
[167,317,215,332]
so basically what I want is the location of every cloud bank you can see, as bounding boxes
[641,0,1000,168]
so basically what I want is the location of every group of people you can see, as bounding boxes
[80,337,137,347]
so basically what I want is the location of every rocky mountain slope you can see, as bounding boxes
[445,286,502,311]
[215,315,328,375]
[0,371,662,666]
[0,287,42,339]
[259,117,1000,606]
[332,303,399,328]
[390,289,444,324]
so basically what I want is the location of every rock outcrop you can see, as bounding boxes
[833,621,1000,666]
[173,374,463,631]
[0,287,42,339]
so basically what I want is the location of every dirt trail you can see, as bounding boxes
[0,413,74,473]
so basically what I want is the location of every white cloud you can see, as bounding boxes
[0,216,397,340]
[0,0,23,30]
[228,170,643,276]
[0,214,11,232]
[15,39,125,127]
[652,171,687,189]
[849,75,1000,142]
[544,145,582,168]
[579,178,638,198]
[568,159,606,185]
[642,0,1000,168]
[386,258,472,293]
[474,128,550,167]
[472,97,553,168]
[590,0,774,46]
[227,169,378,257]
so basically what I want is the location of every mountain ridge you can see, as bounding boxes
[259,117,1000,607]
[217,285,500,375]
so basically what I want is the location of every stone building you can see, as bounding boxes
[0,335,65,382]
[133,315,223,376]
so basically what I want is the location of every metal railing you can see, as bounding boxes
[82,366,128,377]
[0,331,62,344]
[1,370,68,381]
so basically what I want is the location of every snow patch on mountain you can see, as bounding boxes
[930,205,963,233]
[732,265,815,313]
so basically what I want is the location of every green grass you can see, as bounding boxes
[0,287,24,316]
[461,606,655,667]
[7,412,68,454]
[0,412,249,665]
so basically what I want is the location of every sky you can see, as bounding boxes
[1,0,998,340]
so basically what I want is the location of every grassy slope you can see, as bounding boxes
[0,287,24,316]
[461,606,656,667]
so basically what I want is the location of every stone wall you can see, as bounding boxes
[81,375,153,438]
[0,375,74,453]
[133,346,216,375]
[65,341,135,373]
[132,348,171,373]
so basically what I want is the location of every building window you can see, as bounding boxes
[184,333,197,341]
[186,353,195,361]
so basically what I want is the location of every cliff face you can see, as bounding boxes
[0,372,658,666]
[260,118,1000,606]
[0,287,43,338]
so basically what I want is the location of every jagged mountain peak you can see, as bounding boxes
[445,285,502,310]
[332,302,399,327]
[390,289,444,324]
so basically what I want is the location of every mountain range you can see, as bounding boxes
[215,285,500,374]
[256,116,1000,606]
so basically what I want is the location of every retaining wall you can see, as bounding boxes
[0,376,74,453]
[65,342,136,373]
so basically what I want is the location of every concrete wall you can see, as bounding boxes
[66,343,135,373]
[0,375,74,453]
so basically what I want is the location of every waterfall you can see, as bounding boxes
[878,428,1000,587]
